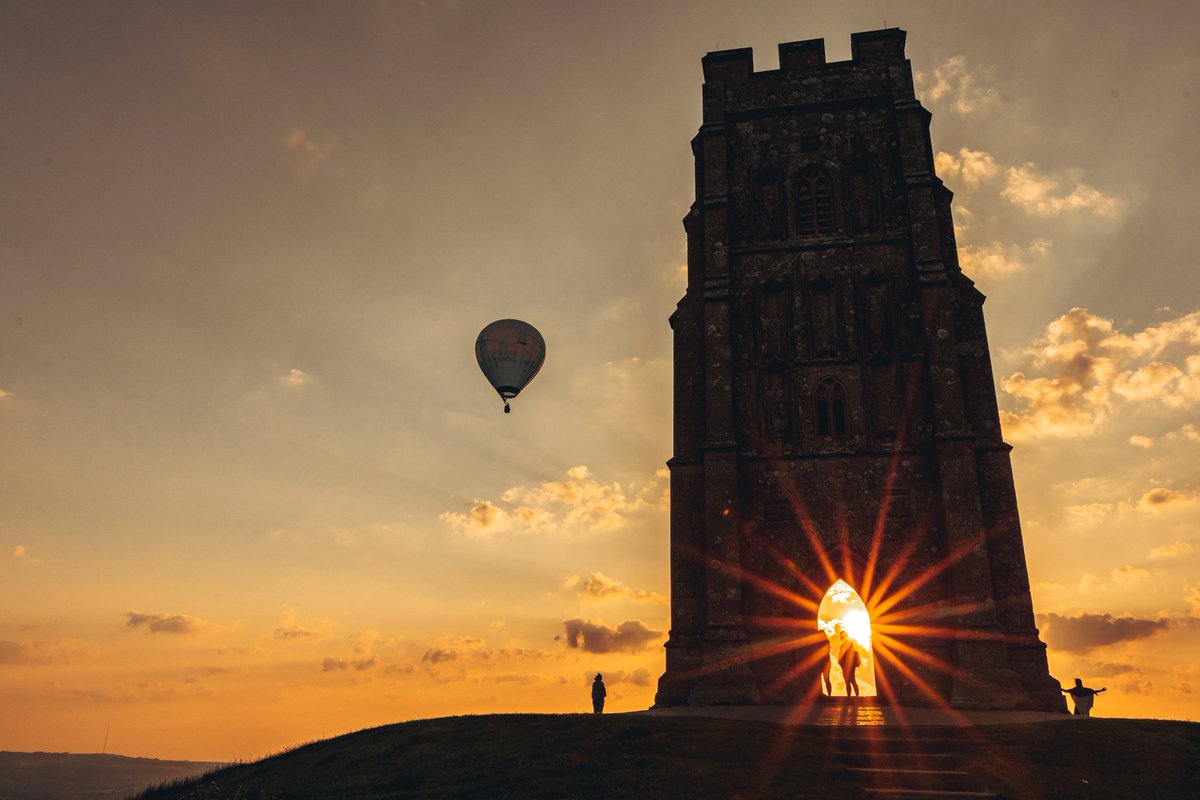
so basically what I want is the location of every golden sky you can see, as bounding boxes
[2,1,1199,761]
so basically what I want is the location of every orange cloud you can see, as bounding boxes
[589,667,654,687]
[1167,423,1200,443]
[1037,612,1169,653]
[322,656,381,672]
[1109,565,1153,586]
[1001,162,1125,218]
[958,238,1052,280]
[1138,487,1198,513]
[280,368,313,387]
[934,147,998,188]
[124,611,212,635]
[0,638,90,665]
[440,465,665,538]
[915,56,1000,115]
[10,544,40,564]
[272,612,332,642]
[1000,308,1200,440]
[349,629,380,655]
[1149,541,1194,559]
[561,619,662,654]
[285,128,347,181]
[1062,502,1114,528]
[573,572,666,603]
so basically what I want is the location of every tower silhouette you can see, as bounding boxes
[655,29,1065,712]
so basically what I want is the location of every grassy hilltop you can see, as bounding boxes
[134,713,1200,800]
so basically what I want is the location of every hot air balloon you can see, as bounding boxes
[475,319,545,413]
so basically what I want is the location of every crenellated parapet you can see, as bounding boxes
[700,29,915,123]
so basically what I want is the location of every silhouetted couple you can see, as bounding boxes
[1062,678,1106,716]
[821,629,862,696]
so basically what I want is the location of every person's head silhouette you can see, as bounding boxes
[1075,677,1083,687]
[595,673,602,681]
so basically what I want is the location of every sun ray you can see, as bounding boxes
[665,634,818,683]
[830,482,855,587]
[746,615,831,632]
[872,640,967,717]
[864,511,934,608]
[874,622,999,641]
[776,474,839,586]
[765,644,830,695]
[872,598,991,627]
[874,632,959,677]
[740,524,828,600]
[703,554,822,614]
[859,444,905,603]
[870,533,990,618]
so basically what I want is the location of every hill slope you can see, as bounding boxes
[133,713,1200,800]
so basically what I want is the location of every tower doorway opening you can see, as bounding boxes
[817,579,877,697]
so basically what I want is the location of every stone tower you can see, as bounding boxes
[655,29,1065,711]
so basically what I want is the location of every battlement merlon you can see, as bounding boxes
[700,29,916,122]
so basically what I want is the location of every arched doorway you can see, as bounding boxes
[817,579,877,697]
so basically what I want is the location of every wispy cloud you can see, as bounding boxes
[349,629,380,655]
[958,238,1052,280]
[590,667,654,687]
[916,56,1000,115]
[322,655,381,672]
[0,638,90,665]
[1001,162,1125,219]
[10,544,41,565]
[1166,423,1200,443]
[1062,502,1114,528]
[1109,565,1153,586]
[440,465,666,539]
[272,611,332,642]
[560,618,662,654]
[1149,541,1194,559]
[935,147,998,188]
[415,637,553,681]
[280,368,313,387]
[124,611,213,636]
[1137,487,1199,513]
[565,572,666,603]
[1000,308,1200,440]
[285,129,346,181]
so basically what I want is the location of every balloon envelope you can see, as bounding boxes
[475,320,545,408]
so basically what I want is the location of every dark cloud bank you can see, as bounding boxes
[561,619,662,653]
[1038,612,1169,652]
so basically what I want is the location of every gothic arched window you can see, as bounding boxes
[795,166,834,236]
[752,168,782,241]
[815,377,848,438]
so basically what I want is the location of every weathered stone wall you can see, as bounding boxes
[656,29,1065,712]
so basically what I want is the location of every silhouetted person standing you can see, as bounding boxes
[820,645,833,695]
[591,673,606,714]
[1062,677,1106,716]
[836,631,861,697]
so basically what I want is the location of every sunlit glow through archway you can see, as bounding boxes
[817,579,877,697]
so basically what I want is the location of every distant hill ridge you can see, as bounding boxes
[123,712,1200,800]
[0,750,222,800]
